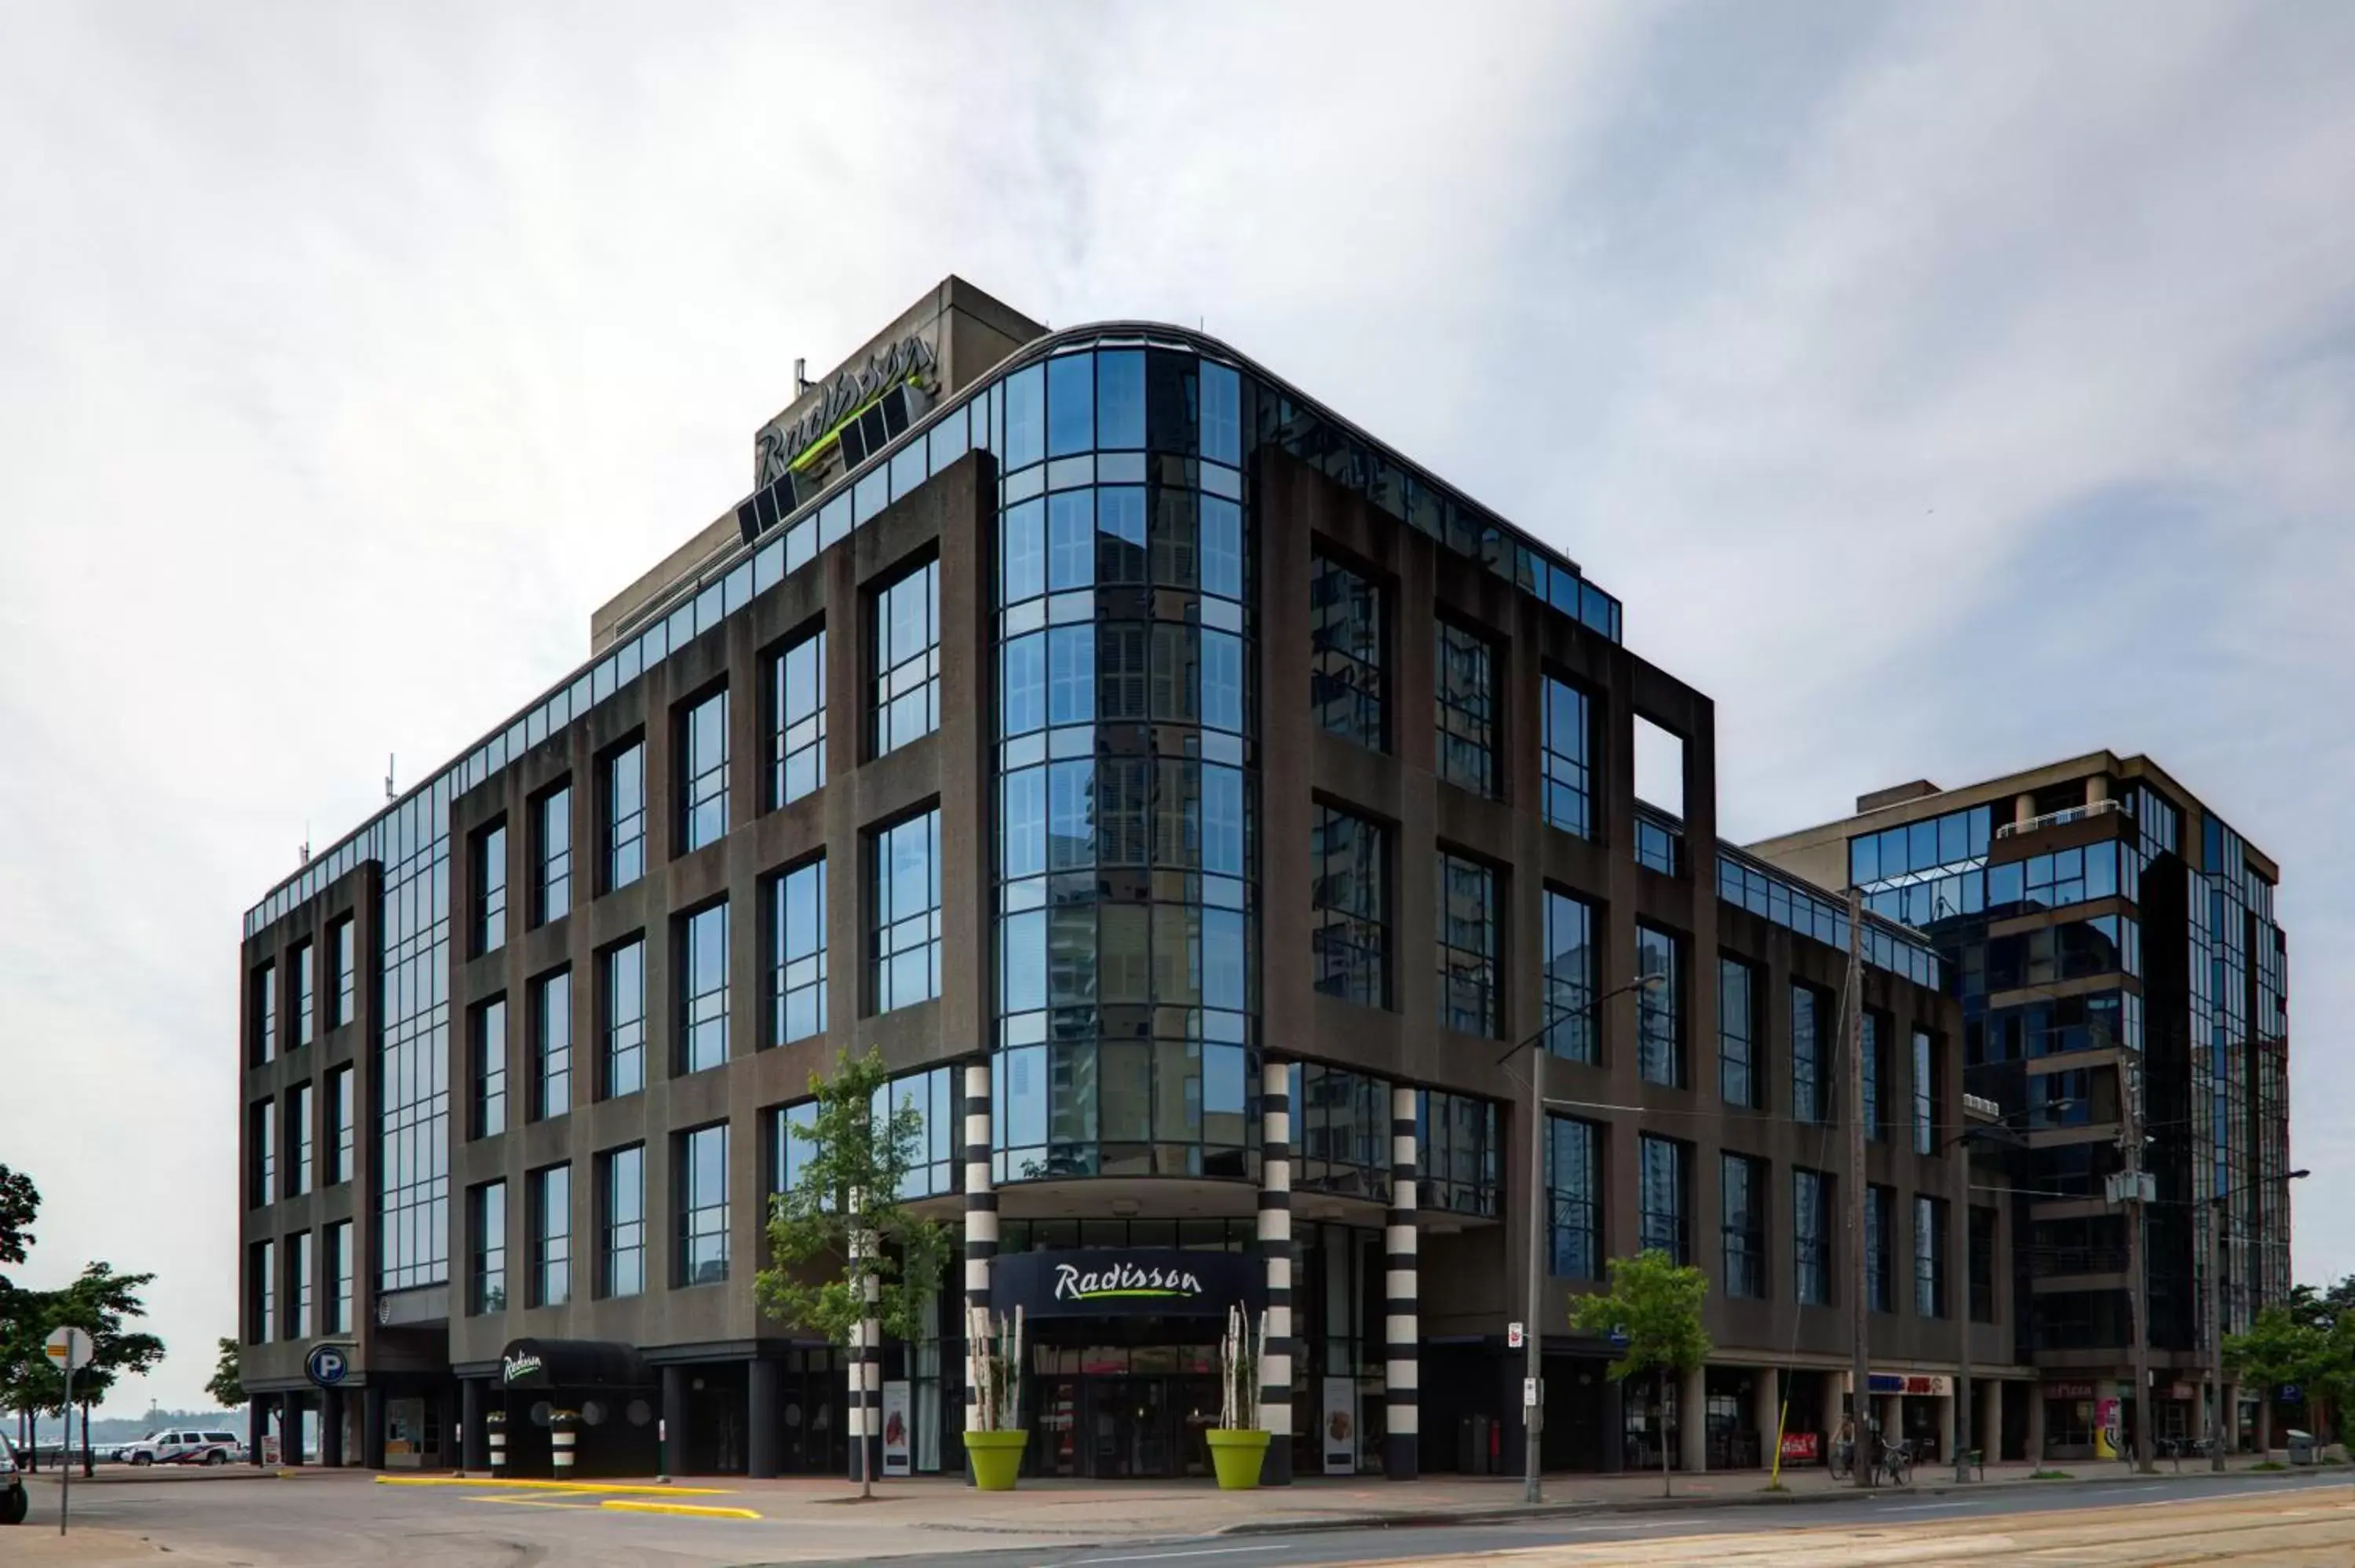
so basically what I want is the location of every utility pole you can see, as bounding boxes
[2120,1055,2155,1475]
[2203,1181,2225,1471]
[1524,1041,1545,1506]
[1846,888,1873,1490]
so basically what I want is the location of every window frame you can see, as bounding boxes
[604,737,647,892]
[1309,552,1386,751]
[1311,804,1390,1009]
[677,684,732,855]
[1433,618,1497,797]
[679,900,731,1075]
[675,1123,731,1288]
[769,624,828,808]
[598,1143,647,1300]
[1435,848,1499,1037]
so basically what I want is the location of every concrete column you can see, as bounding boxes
[1937,1392,1956,1464]
[1257,1059,1294,1485]
[663,1365,688,1478]
[1753,1369,1781,1468]
[962,1059,995,1435]
[1601,1377,1625,1473]
[2087,775,2111,807]
[1680,1366,1707,1472]
[249,1395,269,1468]
[2014,793,2036,829]
[748,1358,779,1479]
[361,1384,386,1469]
[461,1378,487,1472]
[1382,1084,1419,1481]
[2025,1387,2046,1461]
[1879,1394,1903,1452]
[1980,1378,2003,1463]
[322,1387,345,1468]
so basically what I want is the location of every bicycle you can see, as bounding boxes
[1877,1435,1915,1486]
[1828,1424,1856,1482]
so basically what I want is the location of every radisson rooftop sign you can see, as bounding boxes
[756,335,938,486]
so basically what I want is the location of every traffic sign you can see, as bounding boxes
[44,1326,93,1372]
[1507,1322,1524,1349]
[305,1344,352,1387]
[1608,1326,1630,1351]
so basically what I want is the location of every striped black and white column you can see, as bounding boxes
[1384,1084,1420,1480]
[1258,1059,1294,1486]
[963,1061,996,1436]
[848,1191,883,1484]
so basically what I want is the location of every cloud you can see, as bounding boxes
[2,0,2350,1409]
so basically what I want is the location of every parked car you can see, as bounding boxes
[124,1430,240,1467]
[2,1431,27,1524]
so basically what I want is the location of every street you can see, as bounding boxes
[8,1465,2351,1566]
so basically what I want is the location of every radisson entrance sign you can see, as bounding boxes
[756,335,938,484]
[994,1249,1261,1321]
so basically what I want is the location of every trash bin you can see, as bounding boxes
[2286,1430,2315,1466]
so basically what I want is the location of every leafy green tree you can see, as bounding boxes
[6,1265,166,1475]
[2224,1304,2346,1454]
[0,1163,36,1274]
[1569,1249,1713,1497]
[206,1337,246,1409]
[755,1048,950,1497]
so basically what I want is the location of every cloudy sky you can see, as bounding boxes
[3,2,2350,1413]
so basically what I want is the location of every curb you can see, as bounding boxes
[601,1499,763,1520]
[1214,1466,2344,1537]
[374,1475,735,1497]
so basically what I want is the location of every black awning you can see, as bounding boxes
[498,1339,651,1391]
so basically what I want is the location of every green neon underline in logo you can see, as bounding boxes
[1075,1289,1189,1300]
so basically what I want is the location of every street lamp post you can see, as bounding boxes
[1941,1096,2062,1484]
[2207,1168,2309,1471]
[1502,971,1664,1507]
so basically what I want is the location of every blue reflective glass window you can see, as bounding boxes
[1907,819,1936,872]
[1002,633,1046,738]
[1002,497,1045,605]
[1048,625,1095,727]
[1002,908,1045,1015]
[681,902,728,1074]
[1047,759,1095,870]
[854,465,889,524]
[1203,908,1246,1012]
[2087,844,2118,900]
[1880,826,1908,877]
[1937,811,1966,866]
[1200,361,1240,466]
[772,859,827,1045]
[1852,835,1879,885]
[1002,765,1046,881]
[1047,353,1093,458]
[1201,495,1243,601]
[890,440,927,501]
[1202,629,1243,734]
[1005,365,1044,470]
[1097,485,1148,585]
[1048,490,1094,591]
[929,402,970,474]
[1097,350,1145,449]
[820,493,852,549]
[1203,764,1244,877]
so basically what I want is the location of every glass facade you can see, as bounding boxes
[1866,1183,1893,1313]
[680,687,730,853]
[290,1081,313,1195]
[1718,957,1758,1109]
[1722,1153,1765,1298]
[770,859,827,1045]
[1542,887,1597,1063]
[474,822,507,955]
[1915,1194,1946,1318]
[1794,1168,1830,1305]
[1540,676,1593,840]
[1546,1114,1600,1279]
[1636,924,1681,1088]
[1435,851,1498,1037]
[1434,621,1495,795]
[606,741,645,891]
[292,941,314,1048]
[1638,1135,1689,1264]
[327,1066,352,1186]
[471,996,506,1140]
[377,775,451,1295]
[771,627,826,808]
[530,1163,571,1307]
[677,1124,728,1286]
[1312,806,1385,1008]
[600,1143,645,1299]
[535,784,571,925]
[874,809,941,1014]
[1418,1089,1500,1217]
[1310,552,1383,749]
[604,937,645,1098]
[680,902,729,1074]
[330,917,354,1028]
[1911,1028,1935,1156]
[469,1180,506,1314]
[874,560,940,757]
[1862,1012,1884,1143]
[531,968,571,1121]
[326,1220,352,1333]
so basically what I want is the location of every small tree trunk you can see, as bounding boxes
[81,1399,94,1479]
[1659,1370,1672,1499]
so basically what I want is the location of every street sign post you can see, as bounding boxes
[1608,1326,1630,1352]
[44,1327,93,1537]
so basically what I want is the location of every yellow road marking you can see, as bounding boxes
[374,1475,732,1496]
[600,1499,762,1521]
[465,1493,603,1510]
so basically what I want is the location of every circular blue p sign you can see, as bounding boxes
[305,1344,351,1387]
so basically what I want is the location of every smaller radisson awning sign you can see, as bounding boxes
[994,1249,1262,1320]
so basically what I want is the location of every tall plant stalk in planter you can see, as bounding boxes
[967,1305,1025,1432]
[1218,1304,1265,1430]
[757,1048,949,1498]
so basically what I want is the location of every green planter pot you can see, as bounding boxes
[965,1428,1030,1491]
[1206,1428,1272,1490]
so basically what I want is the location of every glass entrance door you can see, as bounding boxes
[1088,1378,1173,1478]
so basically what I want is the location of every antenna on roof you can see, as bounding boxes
[385,754,397,803]
[795,356,811,395]
[299,824,311,866]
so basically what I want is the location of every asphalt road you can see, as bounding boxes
[20,1464,2354,1567]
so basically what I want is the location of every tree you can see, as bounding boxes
[5,1264,166,1475]
[1568,1249,1713,1497]
[2224,1304,2346,1456]
[755,1048,950,1497]
[0,1163,35,1274]
[206,1337,246,1409]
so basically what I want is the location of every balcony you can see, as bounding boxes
[1995,797,2125,841]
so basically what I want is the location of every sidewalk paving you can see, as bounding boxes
[239,1450,2340,1541]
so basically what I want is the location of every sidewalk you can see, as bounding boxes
[313,1451,2335,1541]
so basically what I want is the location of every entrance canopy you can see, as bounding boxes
[499,1339,650,1391]
[995,1249,1263,1322]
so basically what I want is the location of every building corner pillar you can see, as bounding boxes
[361,1383,387,1469]
[460,1377,487,1472]
[962,1059,997,1433]
[1679,1366,1707,1473]
[662,1364,688,1479]
[1383,1085,1419,1481]
[1752,1369,1780,1469]
[2025,1386,2046,1461]
[321,1386,345,1468]
[1979,1378,2002,1463]
[748,1357,780,1479]
[1258,1059,1294,1486]
[1937,1386,1957,1464]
